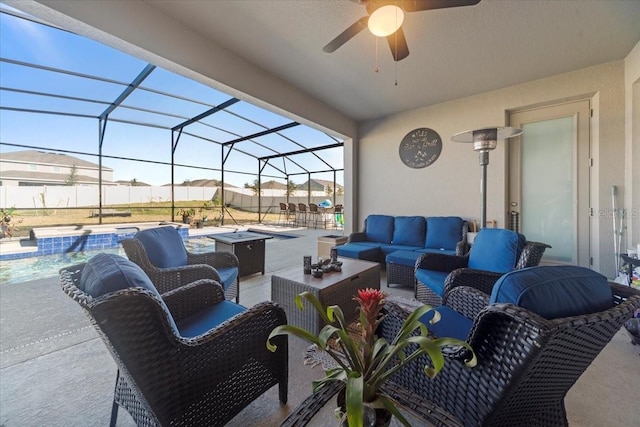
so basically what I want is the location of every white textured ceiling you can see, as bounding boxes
[140,0,640,121]
[52,0,640,122]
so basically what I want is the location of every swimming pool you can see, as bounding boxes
[0,237,221,286]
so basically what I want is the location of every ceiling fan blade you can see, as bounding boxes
[387,27,409,61]
[323,16,369,53]
[402,0,481,13]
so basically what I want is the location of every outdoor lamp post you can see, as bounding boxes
[451,127,523,230]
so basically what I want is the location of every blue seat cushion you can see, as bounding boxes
[336,243,380,260]
[365,215,394,244]
[135,226,188,268]
[176,300,246,338]
[217,266,239,291]
[386,250,422,267]
[415,247,457,256]
[468,228,525,273]
[425,217,464,251]
[392,216,426,247]
[490,265,612,319]
[415,269,449,297]
[379,244,422,256]
[419,305,473,341]
[80,253,158,298]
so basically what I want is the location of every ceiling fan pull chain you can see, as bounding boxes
[374,37,380,73]
[394,17,398,86]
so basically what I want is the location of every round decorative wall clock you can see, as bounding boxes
[398,127,442,169]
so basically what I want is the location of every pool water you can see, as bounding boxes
[0,237,218,286]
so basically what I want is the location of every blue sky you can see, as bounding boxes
[0,5,344,187]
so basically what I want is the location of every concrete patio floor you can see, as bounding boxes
[1,226,638,426]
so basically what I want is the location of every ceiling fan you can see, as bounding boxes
[323,0,481,61]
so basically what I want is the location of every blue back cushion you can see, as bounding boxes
[80,253,158,298]
[425,217,464,250]
[365,215,394,244]
[490,266,612,319]
[392,216,426,247]
[135,226,188,268]
[468,228,524,273]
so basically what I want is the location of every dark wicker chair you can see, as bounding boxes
[380,267,640,427]
[60,255,288,427]
[121,226,240,302]
[415,228,550,306]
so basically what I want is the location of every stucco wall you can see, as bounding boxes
[358,61,626,277]
[625,41,640,253]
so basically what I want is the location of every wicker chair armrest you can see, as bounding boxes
[515,241,552,269]
[162,279,226,321]
[610,281,640,304]
[443,286,491,319]
[444,268,502,295]
[415,252,468,272]
[348,232,367,243]
[187,250,239,269]
[455,240,469,256]
[381,382,463,427]
[145,264,222,293]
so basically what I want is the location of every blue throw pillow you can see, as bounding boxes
[135,226,188,268]
[392,216,425,247]
[490,265,612,319]
[425,217,464,250]
[80,253,158,298]
[468,228,524,273]
[365,215,394,244]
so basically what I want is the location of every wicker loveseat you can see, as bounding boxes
[379,265,640,427]
[336,215,467,287]
[60,253,288,427]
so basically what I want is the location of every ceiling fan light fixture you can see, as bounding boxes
[368,5,404,37]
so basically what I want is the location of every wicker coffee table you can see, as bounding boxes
[271,258,380,335]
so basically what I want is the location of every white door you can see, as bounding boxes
[509,100,591,266]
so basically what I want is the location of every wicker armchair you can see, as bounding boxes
[121,225,240,302]
[415,228,550,306]
[381,266,640,427]
[60,254,288,427]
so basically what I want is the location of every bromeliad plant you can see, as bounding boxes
[267,289,476,426]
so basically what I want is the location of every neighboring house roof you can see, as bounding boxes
[298,179,343,191]
[261,180,287,190]
[0,170,110,184]
[0,150,112,171]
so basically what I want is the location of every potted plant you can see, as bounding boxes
[267,289,476,426]
[0,207,22,239]
[178,208,195,224]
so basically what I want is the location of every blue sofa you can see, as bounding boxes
[336,215,467,282]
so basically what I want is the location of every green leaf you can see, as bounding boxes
[377,394,411,427]
[346,374,364,427]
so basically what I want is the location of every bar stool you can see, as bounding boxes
[297,203,308,227]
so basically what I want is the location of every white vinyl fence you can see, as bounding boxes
[1,185,344,213]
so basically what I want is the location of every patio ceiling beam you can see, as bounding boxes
[100,63,156,120]
[172,97,239,131]
[222,122,299,146]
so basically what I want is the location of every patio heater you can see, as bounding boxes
[451,127,523,230]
